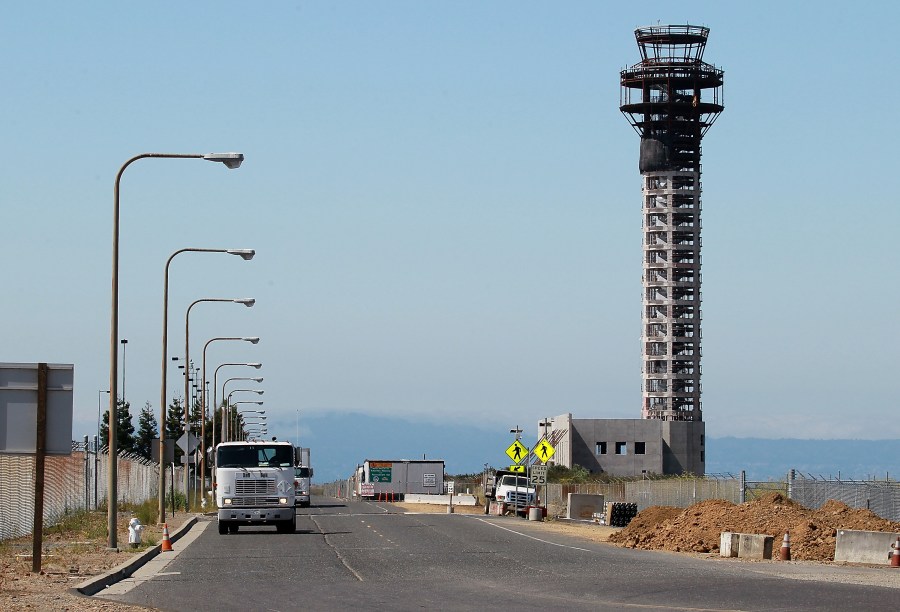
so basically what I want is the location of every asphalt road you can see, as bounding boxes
[99,497,898,611]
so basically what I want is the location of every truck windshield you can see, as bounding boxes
[217,445,294,468]
[500,475,530,488]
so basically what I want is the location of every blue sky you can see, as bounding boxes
[2,2,898,450]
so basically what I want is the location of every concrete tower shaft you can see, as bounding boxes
[620,25,724,422]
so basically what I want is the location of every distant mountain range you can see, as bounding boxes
[294,412,899,484]
[706,437,898,482]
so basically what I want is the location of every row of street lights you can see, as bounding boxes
[108,151,261,549]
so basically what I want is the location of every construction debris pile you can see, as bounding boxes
[607,492,900,561]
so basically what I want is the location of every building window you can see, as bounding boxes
[596,442,607,455]
[700,434,705,446]
[634,442,646,455]
[615,442,627,455]
[700,451,705,462]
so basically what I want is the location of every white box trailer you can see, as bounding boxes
[355,459,444,500]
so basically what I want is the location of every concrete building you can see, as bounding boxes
[533,26,722,477]
[539,414,704,477]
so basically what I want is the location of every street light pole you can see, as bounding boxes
[110,151,243,549]
[212,364,262,469]
[183,298,254,510]
[234,402,264,440]
[201,337,258,503]
[161,248,255,520]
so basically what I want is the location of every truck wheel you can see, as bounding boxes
[228,524,239,534]
[218,521,227,535]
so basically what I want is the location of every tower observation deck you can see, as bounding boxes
[620,25,724,422]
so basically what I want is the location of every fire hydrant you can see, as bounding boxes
[128,518,144,548]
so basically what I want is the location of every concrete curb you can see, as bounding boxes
[70,516,198,597]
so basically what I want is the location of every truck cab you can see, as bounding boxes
[485,469,536,515]
[215,440,296,534]
[294,465,313,507]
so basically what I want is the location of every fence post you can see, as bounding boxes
[739,470,746,504]
[83,435,89,511]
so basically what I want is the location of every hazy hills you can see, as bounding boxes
[296,412,898,483]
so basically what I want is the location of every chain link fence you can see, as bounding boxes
[320,471,900,524]
[0,440,184,542]
[789,471,900,521]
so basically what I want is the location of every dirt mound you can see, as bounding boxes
[608,493,900,561]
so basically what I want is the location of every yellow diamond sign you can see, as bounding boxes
[505,440,528,464]
[532,438,556,463]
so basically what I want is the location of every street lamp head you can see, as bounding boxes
[226,249,255,260]
[202,152,244,169]
[243,337,260,344]
[248,363,262,369]
[234,298,255,307]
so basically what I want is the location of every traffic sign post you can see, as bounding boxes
[529,439,554,514]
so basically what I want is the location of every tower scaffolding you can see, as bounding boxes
[620,25,724,422]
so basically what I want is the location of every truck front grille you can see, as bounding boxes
[506,491,532,506]
[234,496,281,507]
[235,478,276,495]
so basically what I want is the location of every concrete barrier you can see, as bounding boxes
[720,532,739,558]
[739,533,774,559]
[835,529,900,565]
[566,493,605,520]
[403,493,477,506]
[719,532,773,559]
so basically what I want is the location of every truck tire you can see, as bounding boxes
[218,521,227,535]
[484,500,490,515]
[277,516,295,533]
[228,524,239,534]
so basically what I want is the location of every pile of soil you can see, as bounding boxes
[607,492,900,561]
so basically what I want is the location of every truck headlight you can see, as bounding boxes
[279,497,288,505]
[223,498,232,505]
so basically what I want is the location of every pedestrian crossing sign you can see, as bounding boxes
[532,437,556,463]
[505,439,528,464]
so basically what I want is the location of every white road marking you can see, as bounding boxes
[467,516,593,552]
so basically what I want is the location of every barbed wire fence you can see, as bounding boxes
[0,440,184,542]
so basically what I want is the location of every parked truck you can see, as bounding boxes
[215,440,296,534]
[483,469,536,515]
[353,459,444,500]
[294,446,313,508]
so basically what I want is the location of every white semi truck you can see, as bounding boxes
[215,440,297,534]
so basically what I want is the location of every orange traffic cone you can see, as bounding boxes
[779,532,790,561]
[891,537,900,567]
[161,523,173,552]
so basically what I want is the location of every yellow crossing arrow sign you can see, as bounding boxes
[508,465,526,473]
[505,440,528,464]
[532,437,556,463]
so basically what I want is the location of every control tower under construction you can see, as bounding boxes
[620,25,724,422]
